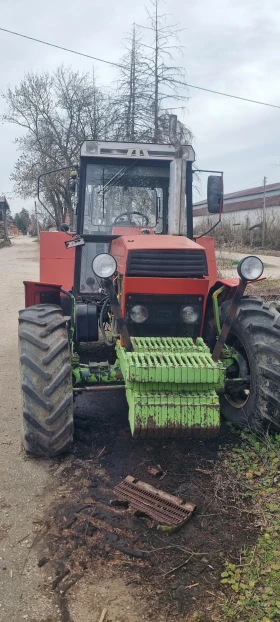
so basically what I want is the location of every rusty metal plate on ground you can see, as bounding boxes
[114,476,196,526]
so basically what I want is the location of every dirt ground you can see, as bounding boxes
[0,237,55,621]
[47,396,254,622]
[0,236,271,622]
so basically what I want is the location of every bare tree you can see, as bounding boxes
[139,0,191,143]
[115,24,151,141]
[3,13,193,227]
[2,67,114,226]
[115,11,191,145]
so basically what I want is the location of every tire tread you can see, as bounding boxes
[220,297,280,432]
[19,305,73,457]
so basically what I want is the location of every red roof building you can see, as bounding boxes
[194,182,280,221]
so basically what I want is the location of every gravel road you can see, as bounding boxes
[0,237,56,622]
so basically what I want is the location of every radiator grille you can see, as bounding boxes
[126,249,208,278]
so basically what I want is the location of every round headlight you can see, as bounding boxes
[130,305,148,324]
[181,305,199,324]
[92,253,117,279]
[237,256,264,281]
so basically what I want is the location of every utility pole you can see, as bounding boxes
[34,200,40,237]
[262,176,267,248]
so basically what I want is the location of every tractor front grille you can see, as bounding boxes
[125,294,203,338]
[126,249,208,278]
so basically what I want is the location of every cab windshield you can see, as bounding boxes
[83,161,169,234]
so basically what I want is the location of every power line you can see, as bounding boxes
[0,26,124,69]
[183,82,280,110]
[0,25,280,110]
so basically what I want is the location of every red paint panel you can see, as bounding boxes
[121,276,209,336]
[111,234,206,276]
[218,277,240,288]
[111,234,214,338]
[112,226,155,236]
[194,236,218,289]
[40,231,75,291]
[122,277,209,297]
[115,233,202,251]
[24,281,61,308]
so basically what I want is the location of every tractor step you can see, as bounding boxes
[117,337,224,438]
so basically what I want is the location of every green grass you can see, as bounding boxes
[221,430,280,622]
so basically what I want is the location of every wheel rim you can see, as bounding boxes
[224,331,251,409]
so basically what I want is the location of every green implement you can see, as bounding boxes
[117,337,225,437]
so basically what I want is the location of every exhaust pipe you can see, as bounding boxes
[169,114,183,159]
[168,115,187,236]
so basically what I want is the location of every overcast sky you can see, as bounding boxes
[0,0,279,214]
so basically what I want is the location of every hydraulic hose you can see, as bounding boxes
[100,297,115,347]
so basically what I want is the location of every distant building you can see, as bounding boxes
[193,182,280,227]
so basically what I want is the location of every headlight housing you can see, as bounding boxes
[237,256,264,281]
[181,305,199,324]
[130,305,148,323]
[92,253,117,279]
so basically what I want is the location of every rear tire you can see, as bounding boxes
[18,304,74,457]
[206,297,280,433]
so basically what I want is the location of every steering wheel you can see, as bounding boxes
[113,211,149,227]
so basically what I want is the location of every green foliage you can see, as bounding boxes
[14,208,31,234]
[221,431,280,621]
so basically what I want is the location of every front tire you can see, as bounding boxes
[18,304,74,457]
[207,297,280,433]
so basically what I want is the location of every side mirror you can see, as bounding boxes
[61,223,69,232]
[207,175,223,214]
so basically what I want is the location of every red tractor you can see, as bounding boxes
[19,123,280,457]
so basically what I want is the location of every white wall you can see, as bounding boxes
[193,205,280,227]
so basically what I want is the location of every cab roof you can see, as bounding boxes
[81,140,195,162]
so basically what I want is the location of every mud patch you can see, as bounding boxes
[45,391,258,621]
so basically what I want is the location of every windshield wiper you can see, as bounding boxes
[97,161,137,196]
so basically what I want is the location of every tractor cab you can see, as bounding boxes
[73,140,197,296]
[78,140,195,233]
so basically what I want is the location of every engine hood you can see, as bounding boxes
[110,235,207,277]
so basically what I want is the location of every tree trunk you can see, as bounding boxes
[3,208,10,245]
